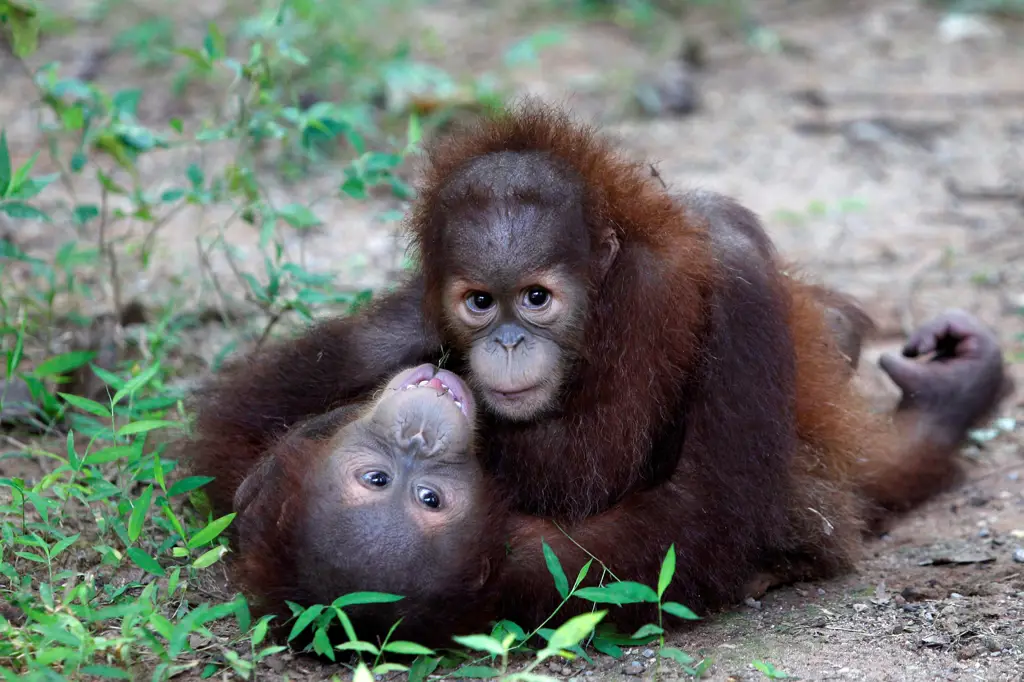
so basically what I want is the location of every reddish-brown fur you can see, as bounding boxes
[185,102,1010,642]
[222,402,509,649]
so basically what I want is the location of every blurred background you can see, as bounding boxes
[0,1,1022,680]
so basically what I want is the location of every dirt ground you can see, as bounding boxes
[3,0,1024,680]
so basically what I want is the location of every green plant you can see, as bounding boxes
[0,1,454,677]
[0,2,806,679]
[752,659,791,679]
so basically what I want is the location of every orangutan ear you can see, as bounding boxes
[234,453,281,515]
[595,228,620,280]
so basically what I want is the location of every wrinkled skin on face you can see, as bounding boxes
[434,151,618,421]
[232,364,505,644]
[296,365,490,604]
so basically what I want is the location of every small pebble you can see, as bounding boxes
[817,588,826,596]
[744,597,762,610]
[623,661,645,676]
[641,648,655,659]
[979,528,990,538]
[950,592,963,600]
[853,603,868,613]
[1012,548,1024,564]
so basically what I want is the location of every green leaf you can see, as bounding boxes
[504,29,565,67]
[0,131,10,196]
[89,364,125,391]
[16,551,46,563]
[661,601,700,621]
[1,201,50,221]
[192,545,227,569]
[450,666,502,679]
[73,204,100,226]
[85,445,135,465]
[574,581,659,605]
[4,2,39,57]
[112,89,142,118]
[168,476,214,497]
[8,173,58,200]
[116,419,180,436]
[33,350,97,377]
[187,513,236,549]
[408,656,441,682]
[128,484,154,542]
[406,112,422,147]
[383,641,436,656]
[630,623,663,639]
[341,174,367,199]
[353,663,375,682]
[373,663,411,675]
[332,607,358,642]
[187,163,204,188]
[542,540,569,599]
[659,647,694,666]
[126,547,165,576]
[78,665,132,679]
[336,640,380,655]
[543,610,606,655]
[492,619,528,642]
[58,393,111,419]
[658,544,676,598]
[313,627,336,661]
[50,532,80,559]
[591,636,623,658]
[277,203,322,229]
[61,106,85,131]
[573,558,593,589]
[332,591,403,608]
[752,660,790,679]
[8,150,38,190]
[112,362,161,405]
[251,616,272,647]
[233,596,251,633]
[451,634,507,656]
[287,604,324,641]
[205,22,227,59]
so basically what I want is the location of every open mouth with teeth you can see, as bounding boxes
[388,364,475,419]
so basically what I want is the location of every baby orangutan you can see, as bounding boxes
[228,364,508,648]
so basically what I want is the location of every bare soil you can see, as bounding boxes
[2,0,1023,680]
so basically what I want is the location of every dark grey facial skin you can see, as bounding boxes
[294,364,491,606]
[436,151,602,422]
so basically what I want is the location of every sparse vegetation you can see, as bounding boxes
[1,0,1022,680]
[0,1,714,679]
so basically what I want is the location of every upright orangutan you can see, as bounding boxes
[186,101,1012,642]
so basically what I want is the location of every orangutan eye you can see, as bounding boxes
[465,292,494,313]
[362,471,391,488]
[522,287,551,309]
[416,486,441,509]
